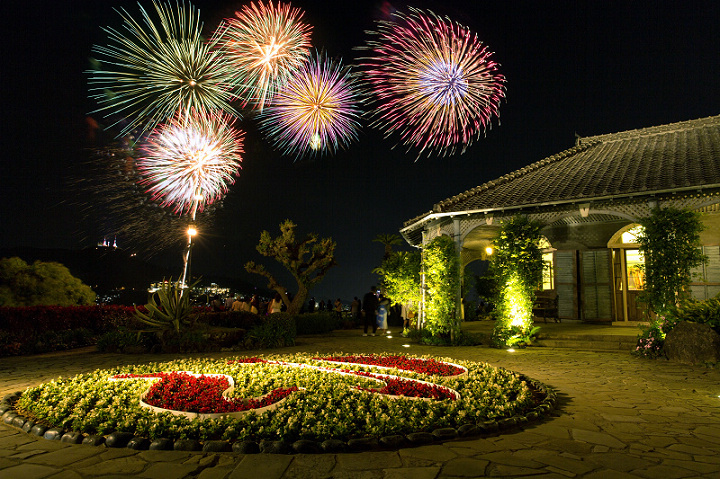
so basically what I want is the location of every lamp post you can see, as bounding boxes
[180,189,203,295]
[180,225,198,293]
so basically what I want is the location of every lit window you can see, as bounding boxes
[621,226,643,244]
[541,252,554,290]
[626,249,645,290]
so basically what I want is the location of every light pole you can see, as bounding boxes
[180,189,203,295]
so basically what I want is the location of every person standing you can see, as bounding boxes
[269,293,283,314]
[350,297,360,325]
[334,298,342,319]
[362,286,379,336]
[250,294,260,314]
[377,294,390,334]
[231,296,243,312]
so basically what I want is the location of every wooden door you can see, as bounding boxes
[581,250,613,322]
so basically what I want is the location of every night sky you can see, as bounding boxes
[1,0,719,302]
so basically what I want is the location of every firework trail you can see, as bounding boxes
[258,51,364,158]
[358,8,506,158]
[72,142,216,257]
[136,109,244,215]
[215,1,313,111]
[88,1,237,138]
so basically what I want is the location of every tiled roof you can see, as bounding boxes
[405,115,720,227]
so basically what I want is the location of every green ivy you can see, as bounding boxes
[490,216,544,347]
[638,207,707,315]
[379,251,422,308]
[423,236,460,338]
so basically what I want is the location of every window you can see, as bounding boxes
[626,249,645,290]
[541,252,554,290]
[621,225,642,244]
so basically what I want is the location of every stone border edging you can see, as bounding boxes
[0,373,557,454]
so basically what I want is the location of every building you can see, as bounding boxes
[401,115,720,323]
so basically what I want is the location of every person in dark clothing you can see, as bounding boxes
[362,286,379,336]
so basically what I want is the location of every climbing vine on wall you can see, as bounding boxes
[638,206,706,314]
[423,235,460,337]
[490,216,544,346]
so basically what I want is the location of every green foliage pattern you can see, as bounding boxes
[379,251,422,308]
[423,235,460,337]
[490,216,544,346]
[638,207,707,314]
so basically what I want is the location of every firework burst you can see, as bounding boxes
[137,109,244,216]
[88,1,237,137]
[358,8,506,158]
[258,52,365,158]
[215,1,313,111]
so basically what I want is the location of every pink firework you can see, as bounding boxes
[215,1,313,111]
[258,52,365,158]
[137,110,244,215]
[359,8,506,158]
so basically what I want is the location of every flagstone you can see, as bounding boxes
[570,429,625,449]
[440,457,489,477]
[228,454,293,479]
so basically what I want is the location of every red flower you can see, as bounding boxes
[115,371,296,414]
[315,355,465,376]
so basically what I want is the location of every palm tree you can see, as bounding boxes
[373,233,402,260]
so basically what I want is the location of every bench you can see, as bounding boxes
[533,291,560,323]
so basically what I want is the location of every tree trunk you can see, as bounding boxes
[288,284,309,316]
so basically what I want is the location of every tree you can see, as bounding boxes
[638,206,707,314]
[489,216,544,346]
[373,233,402,260]
[379,250,422,308]
[0,257,96,306]
[245,220,337,315]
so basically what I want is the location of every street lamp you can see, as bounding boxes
[180,225,198,292]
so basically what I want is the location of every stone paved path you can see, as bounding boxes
[2,324,719,478]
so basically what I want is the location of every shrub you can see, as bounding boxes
[0,305,142,356]
[633,317,674,359]
[96,329,157,353]
[294,311,341,335]
[407,327,484,346]
[198,310,263,329]
[244,313,296,349]
[633,295,719,359]
[672,296,720,332]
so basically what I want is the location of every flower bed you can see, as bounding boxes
[10,353,556,449]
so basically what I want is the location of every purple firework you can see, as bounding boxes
[258,51,365,158]
[358,8,506,158]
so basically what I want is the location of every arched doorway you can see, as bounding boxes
[608,225,647,322]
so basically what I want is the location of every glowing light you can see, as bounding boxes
[137,109,244,215]
[215,1,313,110]
[505,273,532,328]
[187,226,198,236]
[258,52,364,158]
[358,7,505,158]
[485,246,494,256]
[507,348,515,353]
[88,1,238,137]
[402,344,411,348]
